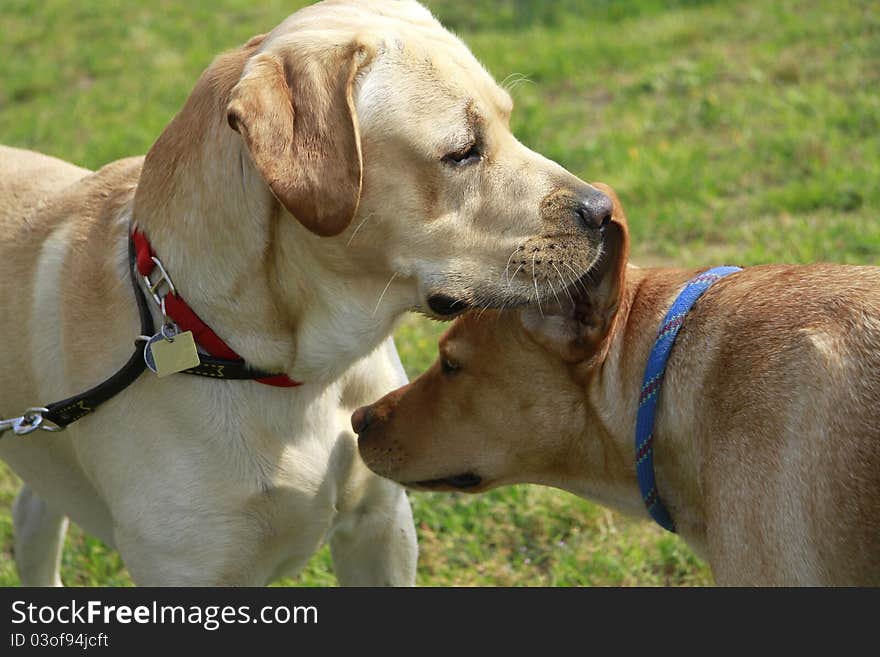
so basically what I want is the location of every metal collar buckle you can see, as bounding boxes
[142,256,177,307]
[0,408,64,438]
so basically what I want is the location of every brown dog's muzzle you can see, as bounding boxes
[351,381,410,442]
[352,387,406,481]
[352,383,484,491]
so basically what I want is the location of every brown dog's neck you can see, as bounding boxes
[567,265,713,541]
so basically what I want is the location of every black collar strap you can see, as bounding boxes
[5,235,296,436]
[39,237,156,429]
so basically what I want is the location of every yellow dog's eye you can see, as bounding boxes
[442,142,481,166]
[441,357,461,374]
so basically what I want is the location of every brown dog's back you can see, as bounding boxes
[678,264,880,584]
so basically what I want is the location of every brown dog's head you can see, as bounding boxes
[353,183,630,491]
[222,0,613,319]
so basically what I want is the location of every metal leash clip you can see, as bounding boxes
[0,407,64,438]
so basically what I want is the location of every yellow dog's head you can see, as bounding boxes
[224,0,612,318]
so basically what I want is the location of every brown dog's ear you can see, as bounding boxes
[520,182,630,364]
[226,44,372,237]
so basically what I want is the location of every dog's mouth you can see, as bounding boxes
[423,244,603,319]
[426,294,471,318]
[424,288,533,319]
[406,472,483,491]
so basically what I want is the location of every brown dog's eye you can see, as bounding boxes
[442,142,481,166]
[441,358,461,374]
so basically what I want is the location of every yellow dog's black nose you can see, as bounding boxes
[577,189,613,230]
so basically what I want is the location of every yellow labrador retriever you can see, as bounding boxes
[0,0,611,585]
[355,184,880,586]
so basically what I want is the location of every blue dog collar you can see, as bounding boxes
[635,266,742,532]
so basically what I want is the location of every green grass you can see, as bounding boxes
[1,0,877,586]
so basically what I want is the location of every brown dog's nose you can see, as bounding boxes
[576,189,613,230]
[351,406,374,434]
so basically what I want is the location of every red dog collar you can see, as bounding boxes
[132,229,301,388]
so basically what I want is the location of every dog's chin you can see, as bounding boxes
[403,472,484,492]
[422,255,607,320]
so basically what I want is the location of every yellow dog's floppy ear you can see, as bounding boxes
[520,182,630,365]
[226,43,373,237]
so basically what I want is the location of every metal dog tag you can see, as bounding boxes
[144,330,200,378]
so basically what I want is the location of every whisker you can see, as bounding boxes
[501,72,528,91]
[510,262,525,283]
[532,251,543,318]
[508,78,534,94]
[504,247,519,286]
[505,75,535,94]
[547,278,562,309]
[490,298,511,326]
[558,273,576,309]
[553,263,576,308]
[372,272,399,318]
[500,72,521,90]
[346,212,375,247]
[564,263,589,293]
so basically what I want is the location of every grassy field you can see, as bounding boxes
[0,0,877,586]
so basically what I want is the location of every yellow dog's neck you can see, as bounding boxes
[129,42,412,384]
